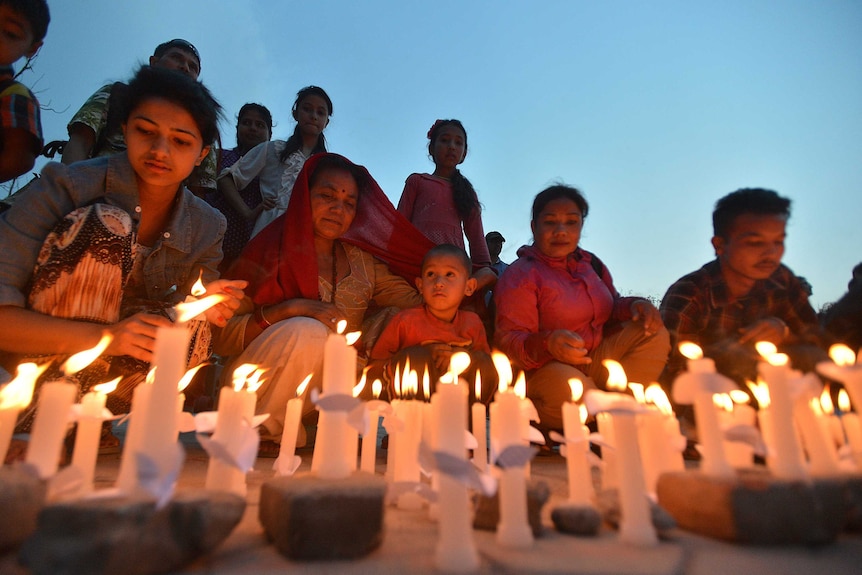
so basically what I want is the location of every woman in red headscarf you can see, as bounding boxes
[216,153,434,446]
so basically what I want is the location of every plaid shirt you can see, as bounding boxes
[660,259,820,383]
[0,66,42,154]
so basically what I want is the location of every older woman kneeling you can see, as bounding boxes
[494,184,670,433]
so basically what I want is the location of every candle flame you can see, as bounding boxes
[422,367,430,399]
[345,331,361,346]
[839,389,852,412]
[755,340,778,359]
[492,351,513,393]
[176,293,228,323]
[63,334,112,375]
[439,372,454,384]
[579,403,588,425]
[628,382,645,404]
[645,383,673,415]
[679,341,703,360]
[245,369,266,393]
[178,363,206,392]
[354,368,368,398]
[93,376,121,395]
[568,378,584,402]
[713,393,733,412]
[513,371,526,399]
[0,363,47,410]
[296,374,312,397]
[603,359,627,392]
[819,387,835,415]
[829,343,857,367]
[449,351,471,381]
[809,398,824,416]
[336,319,347,334]
[729,389,751,404]
[475,371,482,401]
[372,379,382,399]
[407,369,419,399]
[394,362,402,398]
[747,379,770,408]
[765,352,789,367]
[146,368,156,384]
[191,270,206,297]
[232,363,257,392]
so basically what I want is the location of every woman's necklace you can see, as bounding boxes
[321,241,338,303]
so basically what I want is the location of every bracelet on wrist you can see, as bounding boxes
[254,305,272,331]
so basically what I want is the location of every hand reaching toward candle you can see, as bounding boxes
[428,343,454,373]
[103,313,173,362]
[547,330,592,366]
[203,279,248,327]
[738,316,788,345]
[630,299,663,336]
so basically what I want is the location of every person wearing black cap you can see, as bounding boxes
[485,230,508,276]
[61,39,216,197]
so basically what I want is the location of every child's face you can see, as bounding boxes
[0,5,41,67]
[295,95,330,140]
[416,253,476,321]
[123,97,209,195]
[236,109,270,151]
[430,125,466,171]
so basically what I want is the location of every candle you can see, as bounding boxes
[471,372,488,473]
[756,345,807,480]
[495,384,533,548]
[817,345,862,469]
[644,384,685,474]
[360,379,383,474]
[434,381,479,571]
[562,378,594,505]
[70,377,119,493]
[796,396,840,476]
[311,321,359,479]
[0,363,44,462]
[116,373,153,491]
[838,390,862,469]
[672,342,735,477]
[392,368,424,510]
[714,393,753,468]
[819,387,846,448]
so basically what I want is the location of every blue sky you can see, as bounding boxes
[8,1,861,308]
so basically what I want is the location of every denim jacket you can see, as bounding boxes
[0,154,226,308]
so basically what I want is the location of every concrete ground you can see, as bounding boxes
[3,430,862,574]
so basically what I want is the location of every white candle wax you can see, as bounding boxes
[758,362,807,480]
[141,324,191,474]
[843,413,862,469]
[495,390,533,548]
[311,330,357,479]
[596,412,618,489]
[794,398,840,476]
[637,408,669,497]
[26,380,76,478]
[684,357,734,478]
[0,407,21,464]
[434,382,479,571]
[205,386,247,494]
[562,402,593,505]
[117,382,151,491]
[70,389,107,493]
[386,399,399,482]
[393,399,424,510]
[614,412,658,546]
[471,402,488,473]
[425,399,440,520]
[663,415,686,472]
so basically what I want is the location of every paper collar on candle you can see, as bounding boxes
[309,389,367,434]
[192,411,270,434]
[584,389,646,415]
[134,443,185,509]
[817,360,862,383]
[493,444,539,469]
[68,404,119,422]
[197,421,259,473]
[417,441,497,496]
[672,371,737,405]
[722,424,767,457]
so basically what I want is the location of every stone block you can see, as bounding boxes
[259,471,386,560]
[19,490,245,575]
[472,479,550,537]
[0,466,46,550]
[656,469,847,545]
[840,475,862,532]
[551,504,602,536]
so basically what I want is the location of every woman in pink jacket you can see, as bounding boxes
[494,184,669,432]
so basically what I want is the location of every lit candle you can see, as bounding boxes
[594,360,657,547]
[0,363,45,463]
[311,321,360,479]
[838,390,862,469]
[27,335,111,479]
[434,380,479,571]
[562,378,594,505]
[817,344,862,469]
[819,386,846,449]
[116,371,153,492]
[672,342,735,478]
[756,344,807,480]
[471,372,488,473]
[714,393,753,468]
[645,384,685,474]
[392,367,424,510]
[71,377,120,493]
[360,379,384,474]
[796,395,840,476]
[495,380,533,548]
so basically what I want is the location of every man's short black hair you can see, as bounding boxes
[712,188,791,239]
[421,244,472,276]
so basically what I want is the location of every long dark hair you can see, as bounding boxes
[427,119,480,222]
[278,86,332,163]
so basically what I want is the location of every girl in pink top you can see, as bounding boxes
[397,119,496,295]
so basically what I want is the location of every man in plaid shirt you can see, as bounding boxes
[660,188,824,388]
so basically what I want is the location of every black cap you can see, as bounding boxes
[485,231,505,242]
